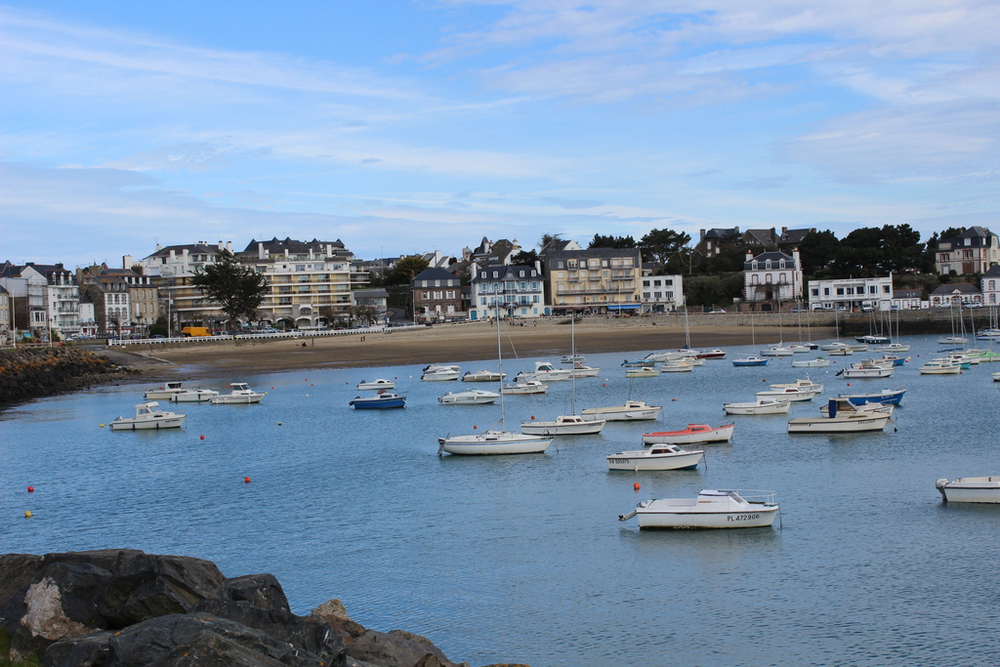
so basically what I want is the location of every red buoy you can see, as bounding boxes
[633,482,641,491]
[27,486,34,493]
[200,435,205,440]
[244,476,251,484]
[473,425,478,429]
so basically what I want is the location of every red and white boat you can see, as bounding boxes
[642,422,735,445]
[695,348,726,359]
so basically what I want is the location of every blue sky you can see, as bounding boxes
[2,0,998,268]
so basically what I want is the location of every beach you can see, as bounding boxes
[108,315,836,380]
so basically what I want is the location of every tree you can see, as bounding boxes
[190,249,270,327]
[389,255,430,286]
[797,230,840,276]
[510,249,539,266]
[538,233,563,251]
[639,228,691,266]
[879,223,924,274]
[588,233,636,249]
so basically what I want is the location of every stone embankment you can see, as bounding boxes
[0,348,139,407]
[0,549,526,667]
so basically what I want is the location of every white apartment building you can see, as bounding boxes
[469,263,548,320]
[640,272,684,312]
[982,266,1000,306]
[808,276,894,311]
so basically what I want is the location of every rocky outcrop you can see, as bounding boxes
[0,550,515,667]
[0,348,139,406]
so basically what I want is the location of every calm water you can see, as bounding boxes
[2,335,998,666]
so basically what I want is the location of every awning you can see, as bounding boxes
[606,304,641,310]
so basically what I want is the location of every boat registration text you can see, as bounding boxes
[727,514,760,522]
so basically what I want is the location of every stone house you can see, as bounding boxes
[411,268,464,322]
[928,283,982,308]
[935,227,1000,275]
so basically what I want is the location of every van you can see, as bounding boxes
[181,326,211,337]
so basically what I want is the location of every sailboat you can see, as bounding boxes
[438,315,553,455]
[521,322,607,436]
[732,313,768,367]
[560,316,586,364]
[581,373,662,422]
[938,301,968,346]
[565,317,600,376]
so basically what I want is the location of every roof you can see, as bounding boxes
[702,228,739,240]
[779,228,814,245]
[354,288,389,299]
[893,289,922,299]
[744,251,796,270]
[241,237,346,255]
[412,268,460,284]
[929,283,981,295]
[982,265,1000,278]
[472,264,541,283]
[743,229,778,246]
[144,243,222,259]
[545,247,642,261]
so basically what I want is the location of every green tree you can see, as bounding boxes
[588,233,637,249]
[880,223,924,274]
[190,249,270,326]
[639,228,691,266]
[510,249,539,265]
[390,255,430,286]
[797,229,840,276]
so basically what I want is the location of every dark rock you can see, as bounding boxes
[42,630,112,667]
[106,613,337,667]
[310,599,367,641]
[193,599,345,664]
[0,553,42,630]
[346,629,461,667]
[225,574,290,613]
[101,552,227,627]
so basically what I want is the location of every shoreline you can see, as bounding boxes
[101,318,838,382]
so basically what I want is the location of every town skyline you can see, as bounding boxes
[2,1,998,268]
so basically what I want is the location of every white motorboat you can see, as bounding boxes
[438,319,551,456]
[770,378,824,393]
[642,422,735,445]
[606,444,704,471]
[786,344,813,354]
[659,361,694,372]
[170,388,219,403]
[357,378,396,390]
[875,343,910,353]
[919,360,961,375]
[143,381,186,400]
[521,414,606,436]
[581,400,662,422]
[560,353,585,364]
[936,476,1000,503]
[787,400,891,433]
[619,489,780,529]
[993,371,1000,382]
[755,386,819,402]
[937,336,968,345]
[461,369,506,382]
[568,361,600,378]
[625,365,660,378]
[723,398,791,415]
[840,364,894,379]
[761,346,795,357]
[438,389,500,405]
[500,379,548,395]
[422,366,462,381]
[110,402,186,431]
[791,357,830,368]
[516,361,572,382]
[210,383,265,404]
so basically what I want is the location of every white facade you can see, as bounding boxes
[640,273,685,312]
[982,267,1000,306]
[469,263,548,320]
[808,276,894,311]
[743,250,803,305]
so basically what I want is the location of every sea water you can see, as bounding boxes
[2,335,998,666]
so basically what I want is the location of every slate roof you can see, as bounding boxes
[743,251,796,270]
[929,283,981,295]
[471,265,540,283]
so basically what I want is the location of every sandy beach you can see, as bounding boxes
[108,315,836,381]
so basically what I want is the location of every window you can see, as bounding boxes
[433,291,442,299]
[811,288,819,296]
[654,292,662,299]
[836,288,844,295]
[446,290,455,299]
[643,292,651,299]
[643,280,650,287]
[869,286,877,294]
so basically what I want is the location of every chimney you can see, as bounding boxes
[470,264,478,279]
[226,241,233,252]
[746,251,754,262]
[699,229,706,240]
[258,242,265,259]
[122,255,133,269]
[218,240,224,250]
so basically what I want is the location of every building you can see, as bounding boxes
[982,266,1000,306]
[929,283,983,308]
[469,263,548,320]
[141,242,227,328]
[470,238,522,267]
[891,289,924,310]
[640,269,684,312]
[743,250,803,308]
[807,275,894,311]
[544,247,642,315]
[0,262,56,334]
[353,288,390,325]
[411,268,464,322]
[240,238,355,328]
[0,284,10,345]
[935,227,1000,275]
[81,273,132,335]
[694,228,740,258]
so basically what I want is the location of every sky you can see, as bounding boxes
[1,0,998,269]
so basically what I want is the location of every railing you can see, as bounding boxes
[107,324,429,347]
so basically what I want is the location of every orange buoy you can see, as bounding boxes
[633,482,641,491]
[200,435,205,440]
[531,416,536,420]
[27,486,34,493]
[244,476,251,483]
[473,425,478,429]
[671,397,677,401]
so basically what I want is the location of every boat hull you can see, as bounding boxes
[438,391,499,405]
[110,416,185,431]
[211,394,264,404]
[642,424,734,445]
[582,404,662,421]
[841,390,906,405]
[724,400,791,415]
[350,398,406,409]
[732,357,768,367]
[936,477,1000,503]
[787,414,890,433]
[634,501,778,529]
[521,419,606,435]
[606,450,703,471]
[438,431,552,455]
